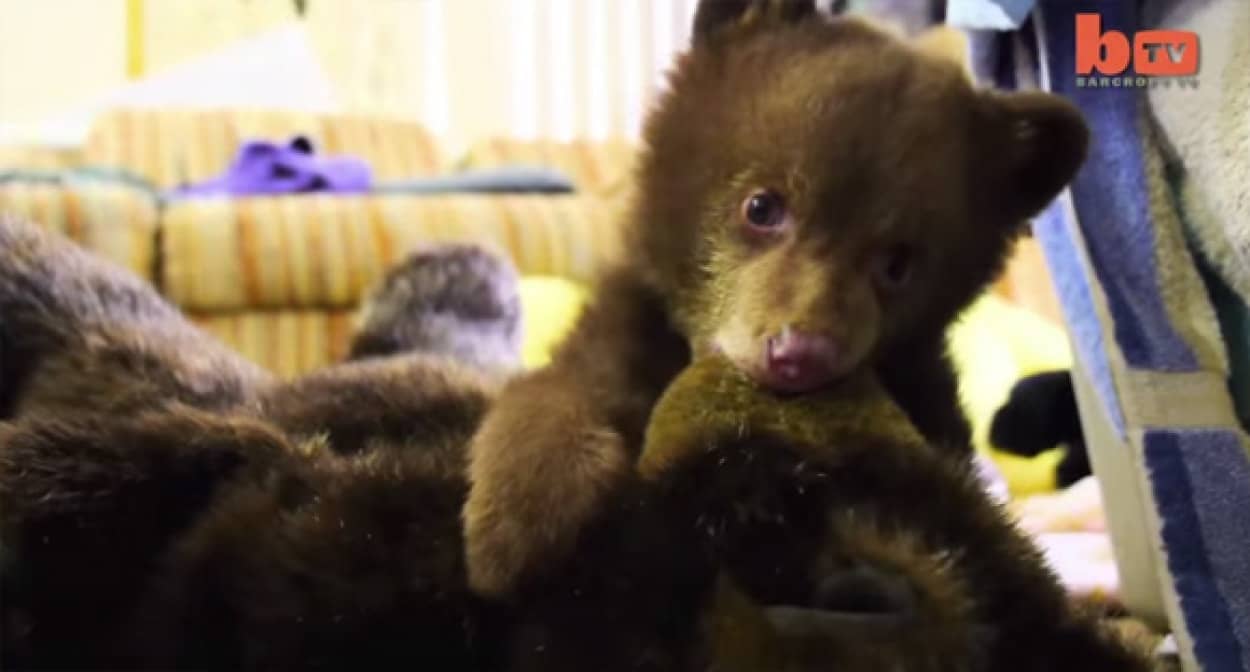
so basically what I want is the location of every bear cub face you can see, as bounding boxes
[631,5,1088,394]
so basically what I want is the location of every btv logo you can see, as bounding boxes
[1076,13,1199,76]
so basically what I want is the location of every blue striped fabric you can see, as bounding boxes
[1145,430,1250,670]
[1037,0,1200,373]
[1033,199,1127,437]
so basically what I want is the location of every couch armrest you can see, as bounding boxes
[0,172,159,280]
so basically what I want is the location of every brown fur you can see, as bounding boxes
[0,214,1159,670]
[464,268,691,593]
[0,398,509,670]
[464,1,1089,596]
[637,355,1153,671]
[0,218,707,670]
[0,214,271,420]
[347,243,523,375]
[259,352,499,456]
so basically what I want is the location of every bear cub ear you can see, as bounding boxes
[982,91,1091,222]
[692,0,816,43]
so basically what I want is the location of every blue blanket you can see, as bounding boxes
[955,2,1250,669]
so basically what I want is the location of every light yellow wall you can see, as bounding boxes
[303,0,699,154]
[0,0,128,124]
[141,0,295,74]
[1,0,700,152]
[0,0,295,127]
[304,0,517,157]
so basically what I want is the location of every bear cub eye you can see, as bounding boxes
[741,190,789,233]
[873,244,916,290]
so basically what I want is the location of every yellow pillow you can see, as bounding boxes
[949,293,1073,496]
[518,276,591,368]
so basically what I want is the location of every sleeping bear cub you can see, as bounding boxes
[464,0,1091,596]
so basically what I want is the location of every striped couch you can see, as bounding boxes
[0,108,633,376]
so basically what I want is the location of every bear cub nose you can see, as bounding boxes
[760,327,840,393]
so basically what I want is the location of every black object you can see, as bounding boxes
[989,370,1091,488]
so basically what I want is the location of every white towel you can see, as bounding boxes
[1148,0,1250,302]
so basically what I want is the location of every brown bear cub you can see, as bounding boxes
[0,218,1155,671]
[0,218,705,670]
[464,0,1090,596]
[1,0,1121,668]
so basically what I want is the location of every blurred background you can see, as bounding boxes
[0,0,1063,481]
[0,0,708,154]
[0,0,1062,475]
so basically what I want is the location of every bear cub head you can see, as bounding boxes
[630,0,1088,394]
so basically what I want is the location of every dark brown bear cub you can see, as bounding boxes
[0,219,1153,671]
[0,219,706,671]
[464,0,1090,596]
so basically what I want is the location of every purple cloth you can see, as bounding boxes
[168,136,372,199]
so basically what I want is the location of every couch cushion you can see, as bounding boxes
[84,108,446,189]
[0,169,159,280]
[190,275,592,379]
[191,309,356,379]
[161,193,625,312]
